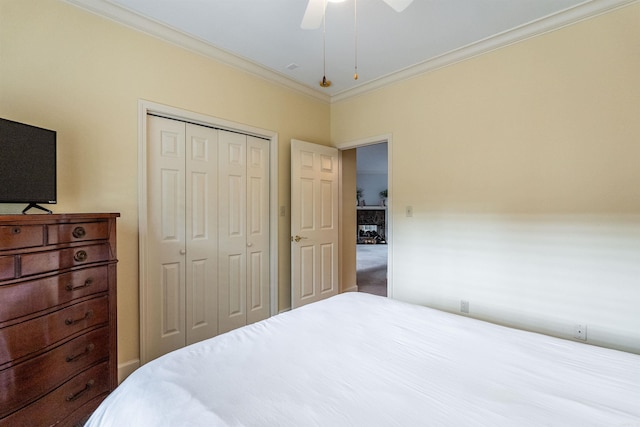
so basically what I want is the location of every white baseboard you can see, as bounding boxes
[118,358,140,384]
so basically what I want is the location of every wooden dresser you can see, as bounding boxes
[0,213,119,426]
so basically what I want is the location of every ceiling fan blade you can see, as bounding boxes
[301,0,326,30]
[382,0,414,13]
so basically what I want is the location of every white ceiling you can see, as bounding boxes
[71,0,624,100]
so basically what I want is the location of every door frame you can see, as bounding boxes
[336,134,393,298]
[137,100,279,362]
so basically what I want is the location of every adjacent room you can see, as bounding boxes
[1,0,639,425]
[355,142,389,297]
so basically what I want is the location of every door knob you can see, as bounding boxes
[179,249,186,255]
[292,235,308,243]
[247,243,253,247]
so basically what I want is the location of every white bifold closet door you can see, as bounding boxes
[217,130,270,334]
[143,115,269,363]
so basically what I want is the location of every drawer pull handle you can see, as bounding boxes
[66,343,95,362]
[72,226,86,238]
[74,250,88,262]
[65,309,93,326]
[66,379,95,402]
[11,227,21,234]
[66,278,93,292]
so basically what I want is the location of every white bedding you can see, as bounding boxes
[87,293,640,426]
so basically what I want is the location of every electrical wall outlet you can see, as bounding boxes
[460,300,469,314]
[573,324,587,341]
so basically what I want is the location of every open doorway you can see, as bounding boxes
[355,143,388,297]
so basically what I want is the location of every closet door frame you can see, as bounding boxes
[137,100,279,364]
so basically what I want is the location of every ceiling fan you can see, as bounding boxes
[301,0,414,29]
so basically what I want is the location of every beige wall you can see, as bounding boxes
[332,3,640,352]
[0,0,330,369]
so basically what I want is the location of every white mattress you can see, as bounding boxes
[87,293,640,426]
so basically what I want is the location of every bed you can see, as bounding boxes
[86,292,640,426]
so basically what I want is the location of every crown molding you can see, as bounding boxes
[331,0,638,102]
[64,0,636,105]
[62,0,331,103]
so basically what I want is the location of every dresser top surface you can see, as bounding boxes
[0,213,120,224]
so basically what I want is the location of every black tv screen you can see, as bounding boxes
[0,118,57,206]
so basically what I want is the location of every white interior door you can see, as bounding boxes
[291,139,339,308]
[146,115,186,361]
[144,116,219,362]
[245,135,271,324]
[185,123,219,345]
[140,103,277,365]
[218,131,270,333]
[218,131,247,333]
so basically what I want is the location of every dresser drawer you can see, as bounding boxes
[0,266,109,324]
[0,296,109,366]
[60,394,106,427]
[0,361,109,426]
[0,256,15,281]
[47,221,110,245]
[0,224,44,250]
[0,327,109,419]
[19,243,111,277]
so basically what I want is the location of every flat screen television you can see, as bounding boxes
[0,118,57,214]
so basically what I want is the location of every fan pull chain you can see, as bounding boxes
[354,0,359,80]
[320,0,331,87]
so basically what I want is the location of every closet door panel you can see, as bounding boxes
[248,251,265,312]
[189,259,208,330]
[146,116,187,361]
[185,124,219,345]
[246,137,270,324]
[218,131,248,334]
[227,253,244,316]
[161,262,182,336]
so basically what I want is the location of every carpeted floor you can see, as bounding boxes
[356,244,388,297]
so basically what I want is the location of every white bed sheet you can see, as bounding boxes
[87,293,640,426]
